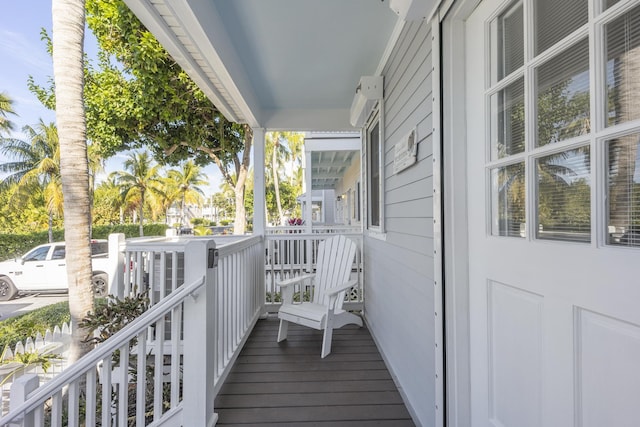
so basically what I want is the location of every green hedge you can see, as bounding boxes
[91,223,168,240]
[0,224,168,261]
[0,302,71,351]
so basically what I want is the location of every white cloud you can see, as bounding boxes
[0,29,52,73]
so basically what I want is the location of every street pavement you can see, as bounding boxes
[0,293,68,321]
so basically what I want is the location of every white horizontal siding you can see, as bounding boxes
[363,19,436,427]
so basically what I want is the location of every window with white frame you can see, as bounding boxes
[366,107,383,230]
[488,0,640,246]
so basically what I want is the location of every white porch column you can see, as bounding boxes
[252,128,266,235]
[304,148,313,234]
[182,238,217,427]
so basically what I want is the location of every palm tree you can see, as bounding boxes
[111,151,162,236]
[93,176,126,225]
[0,92,16,136]
[0,120,63,242]
[265,132,291,225]
[167,161,208,227]
[52,0,94,361]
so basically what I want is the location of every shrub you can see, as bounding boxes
[91,223,168,239]
[80,292,149,345]
[0,302,71,351]
[0,224,168,260]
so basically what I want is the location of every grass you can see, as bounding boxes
[0,302,70,351]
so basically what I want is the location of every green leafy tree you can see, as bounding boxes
[29,0,252,235]
[111,151,162,236]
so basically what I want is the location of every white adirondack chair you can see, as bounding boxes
[277,235,362,358]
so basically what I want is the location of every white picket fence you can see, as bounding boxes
[0,322,72,417]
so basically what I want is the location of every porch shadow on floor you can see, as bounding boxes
[214,317,415,426]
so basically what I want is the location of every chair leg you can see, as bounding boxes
[321,314,336,359]
[277,319,289,342]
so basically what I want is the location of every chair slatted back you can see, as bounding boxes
[313,235,357,309]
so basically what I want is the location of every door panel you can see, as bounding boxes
[465,0,640,425]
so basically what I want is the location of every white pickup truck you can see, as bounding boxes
[0,240,112,301]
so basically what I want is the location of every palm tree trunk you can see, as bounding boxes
[272,143,285,225]
[48,211,54,243]
[139,188,145,236]
[181,192,186,227]
[52,0,94,363]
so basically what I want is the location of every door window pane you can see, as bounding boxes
[491,1,524,84]
[536,147,591,242]
[534,0,588,55]
[607,133,640,246]
[536,38,590,146]
[491,162,526,237]
[605,0,621,10]
[491,78,525,159]
[605,5,640,127]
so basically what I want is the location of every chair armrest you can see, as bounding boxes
[277,273,315,305]
[277,273,315,288]
[324,279,358,297]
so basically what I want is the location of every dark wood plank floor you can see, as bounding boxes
[214,317,415,426]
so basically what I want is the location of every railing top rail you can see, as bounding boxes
[216,235,263,257]
[265,232,363,241]
[0,275,206,423]
[124,236,217,252]
[123,235,262,253]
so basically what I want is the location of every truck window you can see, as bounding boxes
[51,246,66,260]
[23,246,50,262]
[91,242,108,256]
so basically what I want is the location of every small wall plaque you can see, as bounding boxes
[393,128,417,174]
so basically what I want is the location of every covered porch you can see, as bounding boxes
[0,231,414,426]
[1,0,440,425]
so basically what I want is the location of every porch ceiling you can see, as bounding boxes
[122,0,401,131]
[311,150,357,190]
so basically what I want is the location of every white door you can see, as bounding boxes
[464,0,640,425]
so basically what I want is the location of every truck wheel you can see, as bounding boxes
[0,277,18,301]
[92,273,108,297]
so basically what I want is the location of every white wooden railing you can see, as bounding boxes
[0,235,264,427]
[265,225,361,235]
[264,232,363,312]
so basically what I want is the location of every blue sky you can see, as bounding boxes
[0,2,223,194]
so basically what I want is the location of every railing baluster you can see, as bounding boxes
[153,317,165,421]
[159,252,166,303]
[170,304,182,407]
[148,250,156,303]
[85,369,96,427]
[67,379,79,427]
[136,251,144,295]
[34,407,44,427]
[124,251,132,296]
[171,250,179,293]
[118,343,130,426]
[136,330,147,426]
[101,356,112,427]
